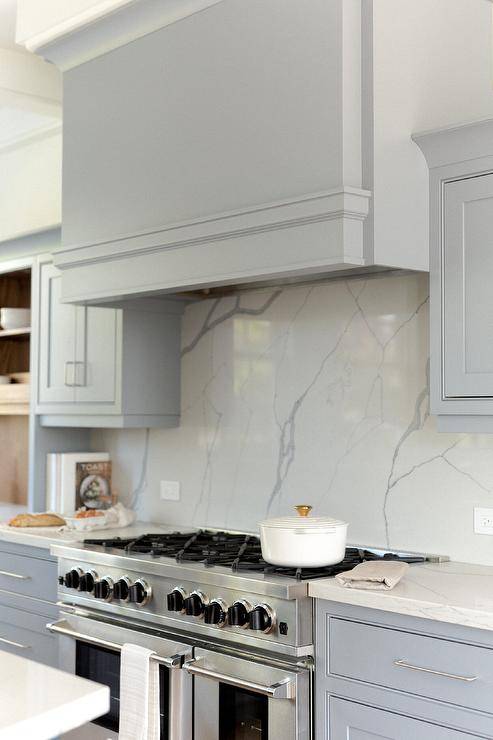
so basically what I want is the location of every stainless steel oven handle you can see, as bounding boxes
[184,659,295,699]
[47,619,184,668]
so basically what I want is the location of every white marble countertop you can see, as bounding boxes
[0,650,109,739]
[309,561,493,632]
[0,521,177,550]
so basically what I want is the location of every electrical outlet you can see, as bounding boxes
[474,507,493,534]
[160,480,180,502]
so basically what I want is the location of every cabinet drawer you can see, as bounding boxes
[329,618,493,715]
[0,551,56,601]
[0,604,58,666]
[329,697,478,739]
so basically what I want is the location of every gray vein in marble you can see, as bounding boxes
[181,290,282,356]
[272,287,315,430]
[382,295,429,349]
[441,455,492,494]
[193,392,223,523]
[383,438,460,546]
[267,303,360,513]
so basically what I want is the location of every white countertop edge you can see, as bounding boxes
[0,685,110,740]
[308,561,493,632]
[0,521,180,550]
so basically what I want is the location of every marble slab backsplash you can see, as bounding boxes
[92,272,493,565]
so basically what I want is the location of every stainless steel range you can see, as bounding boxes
[48,530,437,740]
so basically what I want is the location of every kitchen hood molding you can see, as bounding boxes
[55,186,371,304]
[19,0,228,71]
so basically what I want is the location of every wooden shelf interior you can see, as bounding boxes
[0,270,31,506]
[0,327,31,339]
[0,383,30,415]
[0,416,28,505]
[0,270,31,377]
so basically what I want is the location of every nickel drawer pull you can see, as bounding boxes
[46,619,184,668]
[394,659,478,683]
[0,569,30,581]
[0,636,30,650]
[184,660,295,699]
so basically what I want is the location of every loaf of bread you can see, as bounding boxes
[8,512,66,528]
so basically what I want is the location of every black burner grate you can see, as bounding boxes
[83,531,425,580]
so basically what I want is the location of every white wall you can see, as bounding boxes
[0,131,62,242]
[373,0,493,271]
[94,271,493,566]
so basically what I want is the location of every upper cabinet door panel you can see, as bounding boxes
[38,261,76,404]
[443,174,493,398]
[74,305,119,406]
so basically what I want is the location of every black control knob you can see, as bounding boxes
[93,578,113,601]
[167,589,186,612]
[113,578,130,601]
[204,600,227,626]
[249,605,273,632]
[184,592,205,617]
[63,569,82,589]
[128,580,151,606]
[227,601,250,627]
[78,571,96,593]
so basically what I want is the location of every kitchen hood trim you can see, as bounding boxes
[57,187,371,268]
[55,186,371,303]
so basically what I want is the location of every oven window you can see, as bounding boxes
[219,684,269,739]
[75,642,170,737]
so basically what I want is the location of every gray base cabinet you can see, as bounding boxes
[329,698,477,739]
[0,541,58,667]
[316,600,493,739]
[33,255,184,428]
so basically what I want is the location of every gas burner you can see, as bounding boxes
[83,532,427,580]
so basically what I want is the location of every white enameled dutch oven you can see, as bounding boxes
[259,505,348,567]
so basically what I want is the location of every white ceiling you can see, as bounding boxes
[0,0,61,151]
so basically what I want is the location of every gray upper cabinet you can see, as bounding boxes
[414,119,493,432]
[442,174,493,400]
[33,255,183,428]
[38,259,118,407]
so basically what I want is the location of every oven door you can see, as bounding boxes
[185,647,311,740]
[48,610,192,740]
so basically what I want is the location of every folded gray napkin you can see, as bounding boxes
[335,560,409,590]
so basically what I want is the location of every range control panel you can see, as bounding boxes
[56,558,313,654]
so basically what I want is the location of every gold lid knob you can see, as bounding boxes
[294,505,312,518]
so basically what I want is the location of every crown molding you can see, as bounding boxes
[21,0,227,71]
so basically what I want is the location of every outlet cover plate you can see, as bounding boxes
[474,507,493,535]
[160,480,180,502]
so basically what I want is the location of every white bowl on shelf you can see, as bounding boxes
[0,308,31,331]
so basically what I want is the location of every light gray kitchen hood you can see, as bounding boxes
[27,0,375,305]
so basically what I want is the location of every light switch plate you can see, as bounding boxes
[160,480,180,502]
[474,507,493,535]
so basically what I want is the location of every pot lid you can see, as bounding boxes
[259,504,347,530]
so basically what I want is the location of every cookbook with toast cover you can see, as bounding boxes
[75,461,113,510]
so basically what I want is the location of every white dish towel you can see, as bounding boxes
[119,643,160,740]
